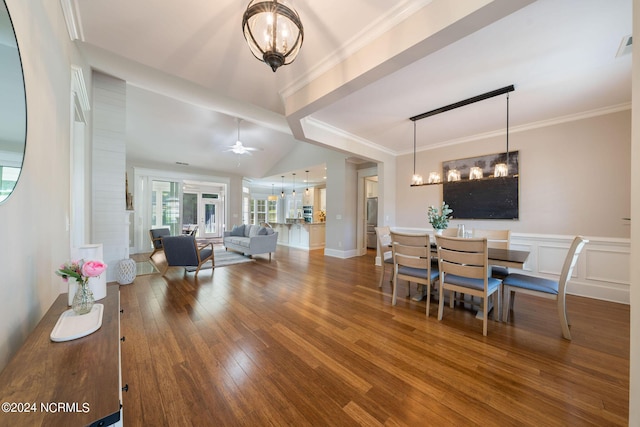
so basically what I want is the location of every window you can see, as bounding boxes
[267,199,277,224]
[0,166,20,203]
[151,180,180,235]
[250,199,266,225]
[242,185,250,225]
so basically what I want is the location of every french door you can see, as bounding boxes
[202,198,221,238]
[181,192,222,238]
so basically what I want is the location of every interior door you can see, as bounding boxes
[201,198,221,238]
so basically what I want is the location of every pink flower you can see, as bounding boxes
[82,260,107,277]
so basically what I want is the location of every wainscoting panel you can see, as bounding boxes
[391,228,630,304]
[510,234,629,304]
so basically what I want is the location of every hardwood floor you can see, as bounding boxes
[121,246,629,426]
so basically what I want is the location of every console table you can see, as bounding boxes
[0,285,123,427]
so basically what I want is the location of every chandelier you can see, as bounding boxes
[242,0,304,72]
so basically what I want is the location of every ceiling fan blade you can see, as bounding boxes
[225,140,261,155]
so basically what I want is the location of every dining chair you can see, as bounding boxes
[435,235,502,336]
[375,226,393,288]
[472,229,511,279]
[390,232,438,313]
[437,228,458,237]
[502,236,588,340]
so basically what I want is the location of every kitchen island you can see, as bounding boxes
[273,221,326,250]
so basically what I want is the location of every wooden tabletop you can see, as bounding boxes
[0,285,121,427]
[389,242,530,269]
[487,247,530,269]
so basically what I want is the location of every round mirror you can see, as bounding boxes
[0,0,26,204]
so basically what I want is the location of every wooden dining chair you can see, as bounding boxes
[502,236,588,340]
[374,226,393,288]
[390,232,438,313]
[437,228,458,237]
[435,235,502,336]
[472,229,511,279]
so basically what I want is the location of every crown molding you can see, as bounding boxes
[59,0,84,41]
[71,65,90,113]
[279,0,433,100]
[402,102,633,155]
[303,116,397,157]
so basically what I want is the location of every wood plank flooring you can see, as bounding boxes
[120,246,629,426]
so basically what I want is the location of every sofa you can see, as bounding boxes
[223,224,278,261]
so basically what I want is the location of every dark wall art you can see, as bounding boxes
[442,151,519,220]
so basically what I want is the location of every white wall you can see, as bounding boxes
[0,0,86,369]
[396,110,631,238]
[92,71,127,281]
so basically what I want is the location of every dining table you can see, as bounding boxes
[386,242,530,269]
[485,247,530,269]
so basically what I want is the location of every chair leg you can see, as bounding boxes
[378,264,386,288]
[558,296,572,340]
[504,286,515,322]
[391,272,398,306]
[503,286,511,322]
[425,284,431,317]
[437,285,445,320]
[482,293,489,336]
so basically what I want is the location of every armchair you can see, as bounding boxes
[161,235,214,277]
[149,228,171,258]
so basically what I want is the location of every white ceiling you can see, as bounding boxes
[69,0,632,188]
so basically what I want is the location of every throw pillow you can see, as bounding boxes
[265,228,274,235]
[230,224,245,236]
[249,225,260,237]
[257,226,268,235]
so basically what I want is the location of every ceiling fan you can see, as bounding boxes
[225,119,262,155]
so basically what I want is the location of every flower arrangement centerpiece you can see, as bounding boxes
[56,259,107,315]
[428,202,453,233]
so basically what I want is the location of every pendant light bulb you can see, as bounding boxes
[292,173,296,197]
[411,120,423,186]
[280,175,285,198]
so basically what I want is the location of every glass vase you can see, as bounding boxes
[72,281,95,315]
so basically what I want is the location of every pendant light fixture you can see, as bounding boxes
[494,92,510,177]
[280,175,285,198]
[409,85,515,186]
[410,121,423,186]
[242,0,304,72]
[305,170,310,196]
[268,183,278,201]
[292,173,296,197]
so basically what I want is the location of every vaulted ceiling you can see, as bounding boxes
[67,0,632,187]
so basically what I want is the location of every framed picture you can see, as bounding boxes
[442,151,519,220]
